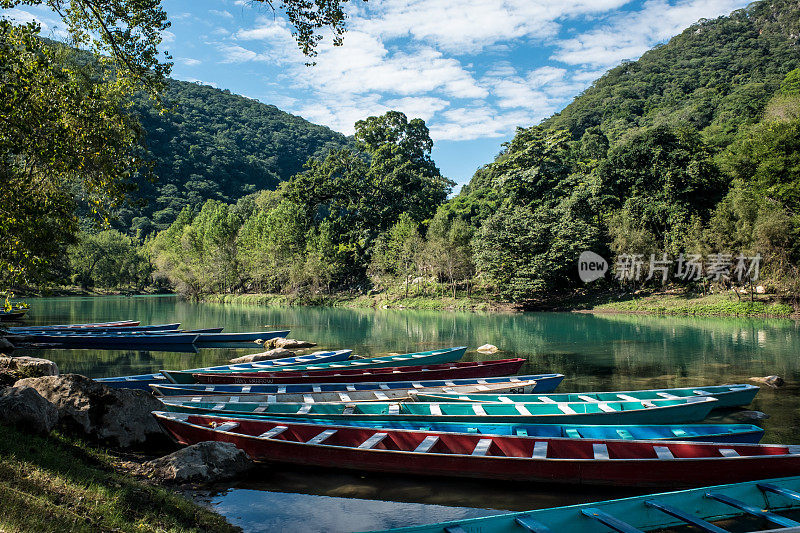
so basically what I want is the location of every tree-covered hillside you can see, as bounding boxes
[121,79,350,235]
[542,0,800,147]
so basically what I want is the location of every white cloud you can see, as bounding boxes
[161,30,176,44]
[180,77,219,88]
[353,0,634,54]
[552,0,749,67]
[384,96,449,121]
[218,43,269,63]
[178,57,201,66]
[209,9,234,19]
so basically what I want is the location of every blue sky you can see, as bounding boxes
[6,0,751,188]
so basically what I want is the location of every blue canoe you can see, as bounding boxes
[8,323,182,333]
[19,332,200,347]
[97,349,352,390]
[211,418,764,443]
[413,384,760,409]
[376,475,800,533]
[149,374,566,396]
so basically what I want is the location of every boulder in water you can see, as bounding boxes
[230,348,295,363]
[476,344,499,354]
[749,375,785,388]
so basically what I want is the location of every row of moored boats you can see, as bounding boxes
[59,321,800,532]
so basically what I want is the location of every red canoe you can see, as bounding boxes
[192,358,526,385]
[154,411,800,487]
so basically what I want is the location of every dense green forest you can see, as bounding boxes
[123,79,350,235]
[29,0,800,308]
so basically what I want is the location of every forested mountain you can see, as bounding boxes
[119,79,350,235]
[443,0,800,303]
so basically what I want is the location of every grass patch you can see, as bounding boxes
[0,425,238,532]
[591,292,795,317]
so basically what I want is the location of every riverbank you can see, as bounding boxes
[0,423,238,532]
[203,290,797,318]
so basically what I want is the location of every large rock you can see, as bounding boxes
[229,348,294,364]
[138,441,253,483]
[0,355,59,377]
[263,337,317,350]
[749,375,785,388]
[15,374,165,447]
[0,337,14,350]
[0,385,59,434]
[476,344,499,354]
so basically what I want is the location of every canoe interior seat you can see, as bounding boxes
[654,446,674,459]
[578,395,598,402]
[515,429,528,436]
[532,441,548,459]
[704,491,800,526]
[229,396,240,403]
[212,403,226,410]
[514,515,554,533]
[593,443,610,460]
[497,396,514,403]
[307,429,337,445]
[616,429,633,439]
[644,500,727,532]
[414,435,440,453]
[267,395,277,403]
[472,404,487,416]
[565,428,581,438]
[616,394,639,402]
[429,404,443,416]
[718,448,739,457]
[342,404,356,415]
[297,404,313,414]
[515,404,532,416]
[214,422,239,432]
[387,403,400,415]
[259,425,288,439]
[303,395,315,403]
[580,508,644,533]
[311,386,322,393]
[358,432,388,450]
[338,393,352,402]
[557,403,576,414]
[373,391,389,400]
[757,483,800,502]
[597,403,616,413]
[538,397,556,403]
[657,392,680,399]
[471,438,493,456]
[671,428,688,437]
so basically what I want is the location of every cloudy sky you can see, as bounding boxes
[7,0,750,187]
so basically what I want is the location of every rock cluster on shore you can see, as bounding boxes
[0,352,256,483]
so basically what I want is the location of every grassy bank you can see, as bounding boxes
[204,292,518,312]
[204,290,796,318]
[586,292,796,318]
[0,424,237,533]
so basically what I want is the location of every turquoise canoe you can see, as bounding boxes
[375,475,800,533]
[413,384,759,409]
[160,346,468,384]
[160,396,718,424]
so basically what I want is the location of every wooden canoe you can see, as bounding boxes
[9,320,141,330]
[373,475,800,532]
[414,384,760,409]
[216,417,764,443]
[153,411,800,487]
[189,358,525,385]
[162,347,469,384]
[160,396,718,424]
[96,350,352,390]
[9,323,181,333]
[20,332,200,346]
[149,374,565,396]
[159,380,540,404]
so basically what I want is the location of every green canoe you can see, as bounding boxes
[161,346,468,384]
[160,396,718,425]
[412,383,759,409]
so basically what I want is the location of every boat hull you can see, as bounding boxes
[150,374,565,396]
[161,397,718,424]
[21,332,199,347]
[415,384,760,409]
[97,350,353,390]
[191,358,524,385]
[164,347,470,383]
[154,413,800,487]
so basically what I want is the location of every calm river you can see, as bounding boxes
[15,295,800,532]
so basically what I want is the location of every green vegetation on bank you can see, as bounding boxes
[591,293,795,318]
[0,424,237,532]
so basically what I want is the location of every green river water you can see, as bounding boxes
[13,295,800,532]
